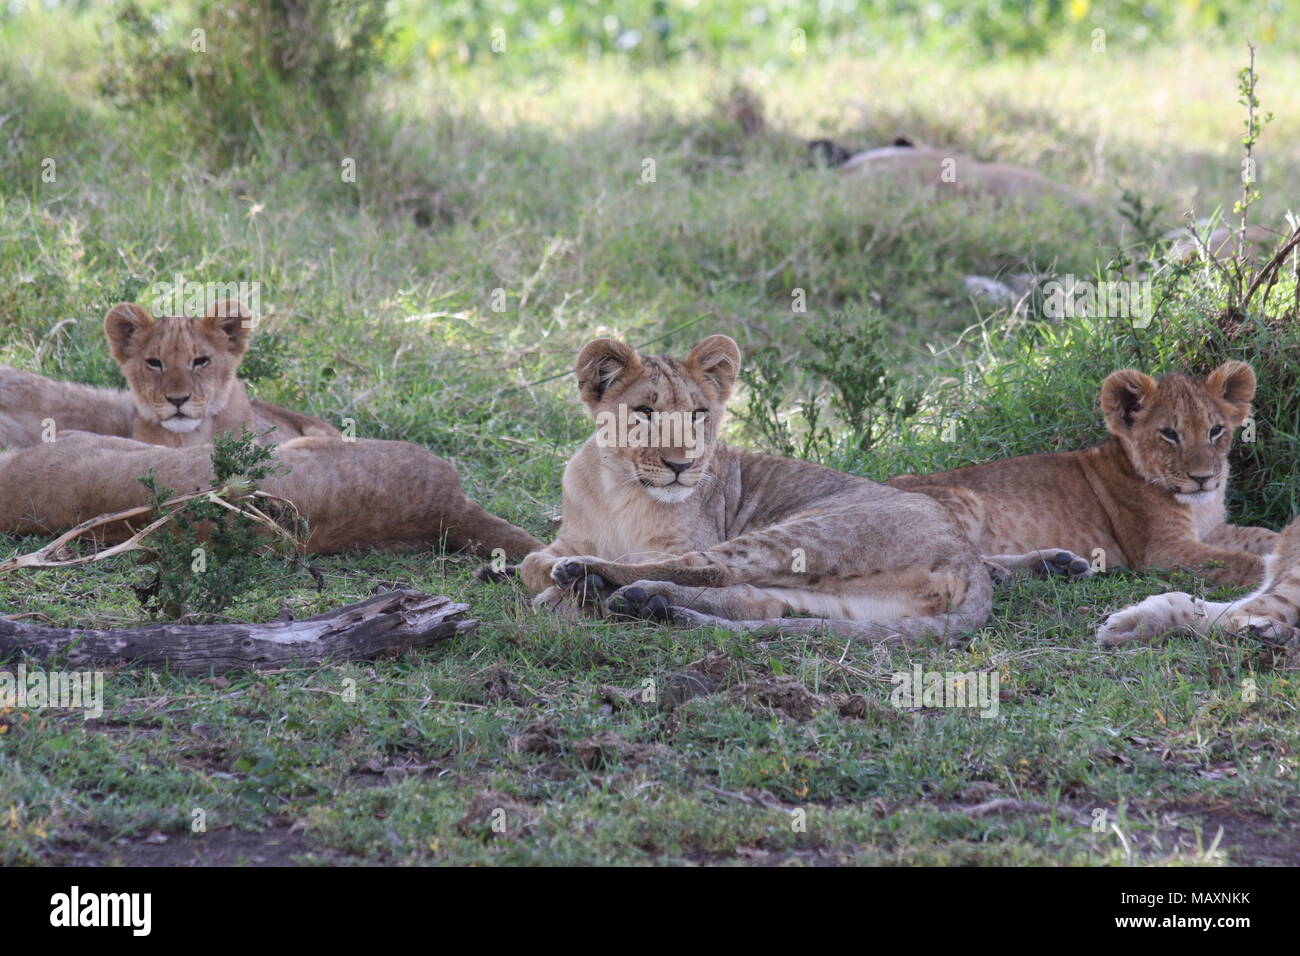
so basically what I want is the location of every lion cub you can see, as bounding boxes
[0,432,541,560]
[105,300,339,447]
[519,335,994,644]
[888,362,1275,588]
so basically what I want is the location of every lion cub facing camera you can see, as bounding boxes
[518,334,1005,644]
[104,299,339,447]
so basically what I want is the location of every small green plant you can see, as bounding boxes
[735,310,917,459]
[232,750,299,811]
[136,429,299,621]
[735,346,797,458]
[807,310,919,453]
[1118,187,1170,257]
[1234,43,1272,260]
[238,330,290,384]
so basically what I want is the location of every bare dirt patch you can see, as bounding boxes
[53,824,328,866]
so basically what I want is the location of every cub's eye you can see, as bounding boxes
[1159,428,1179,444]
[145,358,163,370]
[1209,424,1225,439]
[192,356,210,368]
[633,405,654,420]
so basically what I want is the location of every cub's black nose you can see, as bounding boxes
[661,458,691,476]
[167,394,190,408]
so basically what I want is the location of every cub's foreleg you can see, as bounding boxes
[547,519,834,593]
[1203,523,1279,556]
[1141,538,1266,588]
[603,579,981,646]
[983,549,1093,582]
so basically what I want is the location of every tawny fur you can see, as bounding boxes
[103,299,340,447]
[1097,516,1300,648]
[1165,224,1282,264]
[0,432,540,559]
[519,335,992,644]
[0,303,340,451]
[888,361,1273,588]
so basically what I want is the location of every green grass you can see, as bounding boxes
[1,6,1299,865]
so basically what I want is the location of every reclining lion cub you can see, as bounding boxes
[105,299,340,447]
[519,335,995,644]
[887,361,1275,588]
[1097,515,1300,648]
[0,300,338,449]
[0,432,541,559]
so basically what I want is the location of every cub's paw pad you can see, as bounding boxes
[1040,550,1092,579]
[550,559,588,589]
[608,585,676,623]
[551,559,613,606]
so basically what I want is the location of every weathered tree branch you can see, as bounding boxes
[0,590,475,674]
[0,488,303,574]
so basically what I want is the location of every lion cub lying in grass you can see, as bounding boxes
[0,299,337,450]
[520,334,1024,644]
[0,432,541,559]
[888,361,1275,588]
[0,299,540,559]
[1097,515,1300,648]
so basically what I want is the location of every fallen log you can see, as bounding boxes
[0,590,475,675]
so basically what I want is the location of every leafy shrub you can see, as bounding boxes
[100,0,390,160]
[735,308,918,461]
[136,429,302,621]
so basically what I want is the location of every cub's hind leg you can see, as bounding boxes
[606,581,786,622]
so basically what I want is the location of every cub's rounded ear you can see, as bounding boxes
[104,303,155,363]
[576,338,639,405]
[202,299,253,356]
[1206,361,1256,424]
[1100,368,1158,431]
[685,335,741,401]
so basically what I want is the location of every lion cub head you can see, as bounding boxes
[105,300,251,435]
[575,335,741,504]
[1100,361,1255,501]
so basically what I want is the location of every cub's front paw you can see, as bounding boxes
[607,583,682,623]
[1037,550,1093,580]
[551,557,614,608]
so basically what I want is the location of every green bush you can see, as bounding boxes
[137,429,302,621]
[100,0,390,159]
